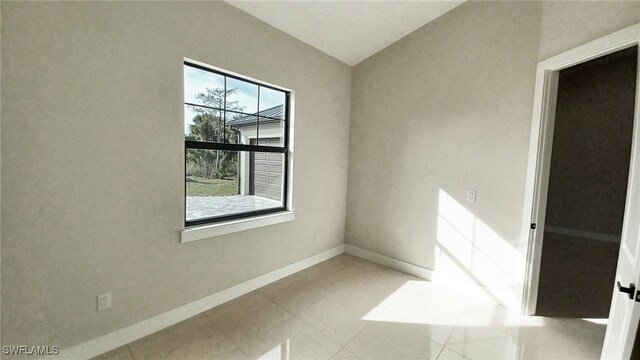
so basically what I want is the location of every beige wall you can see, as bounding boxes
[346,0,640,308]
[4,0,640,352]
[1,1,350,349]
[538,1,640,62]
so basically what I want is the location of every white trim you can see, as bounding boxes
[603,25,640,359]
[286,92,295,212]
[521,23,640,316]
[183,57,293,93]
[181,211,295,243]
[52,245,345,360]
[544,225,620,244]
[345,244,432,280]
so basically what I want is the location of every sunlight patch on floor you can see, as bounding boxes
[361,279,546,328]
[258,339,290,360]
[582,318,609,325]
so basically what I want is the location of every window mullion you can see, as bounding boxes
[257,86,260,146]
[185,141,286,153]
[223,76,227,143]
[184,102,224,112]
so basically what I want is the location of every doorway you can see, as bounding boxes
[535,47,638,318]
[522,23,640,359]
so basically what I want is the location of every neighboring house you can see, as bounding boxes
[227,105,285,201]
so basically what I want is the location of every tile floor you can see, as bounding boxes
[93,254,606,360]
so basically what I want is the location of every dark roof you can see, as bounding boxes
[227,105,284,127]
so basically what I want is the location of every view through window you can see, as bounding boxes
[184,61,290,226]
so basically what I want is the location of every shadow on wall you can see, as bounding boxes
[433,189,525,310]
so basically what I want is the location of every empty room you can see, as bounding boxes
[3,1,640,359]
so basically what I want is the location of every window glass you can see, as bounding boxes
[258,118,285,146]
[184,66,225,106]
[226,112,256,145]
[259,87,286,115]
[226,78,258,115]
[184,106,224,142]
[186,148,284,221]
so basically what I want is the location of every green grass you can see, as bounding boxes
[186,177,238,196]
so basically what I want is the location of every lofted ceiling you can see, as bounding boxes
[225,1,466,66]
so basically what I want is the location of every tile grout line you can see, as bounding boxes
[441,347,470,360]
[260,274,333,311]
[265,291,297,318]
[236,292,298,345]
[125,345,137,360]
[292,273,337,297]
[428,297,464,359]
[441,322,457,348]
[293,310,345,347]
[219,289,343,359]
[327,344,346,360]
[202,308,252,359]
[537,324,542,360]
[205,256,370,359]
[438,308,464,356]
[434,345,446,360]
[298,256,374,296]
[339,320,371,357]
[295,265,340,294]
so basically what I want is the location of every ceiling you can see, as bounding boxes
[225,1,465,66]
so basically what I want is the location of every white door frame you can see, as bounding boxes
[521,23,640,316]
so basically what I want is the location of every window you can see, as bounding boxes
[184,61,291,227]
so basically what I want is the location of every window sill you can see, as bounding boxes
[181,211,295,243]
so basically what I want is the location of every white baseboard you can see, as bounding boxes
[46,244,431,359]
[55,244,345,360]
[345,244,432,280]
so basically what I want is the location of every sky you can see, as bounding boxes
[184,65,285,135]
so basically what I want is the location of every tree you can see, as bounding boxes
[186,87,244,179]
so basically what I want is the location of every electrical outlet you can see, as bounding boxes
[97,292,112,311]
[315,232,320,241]
[467,190,477,203]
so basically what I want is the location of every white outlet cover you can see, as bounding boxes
[97,292,112,311]
[467,190,477,202]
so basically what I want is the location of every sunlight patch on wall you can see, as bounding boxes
[434,189,525,309]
